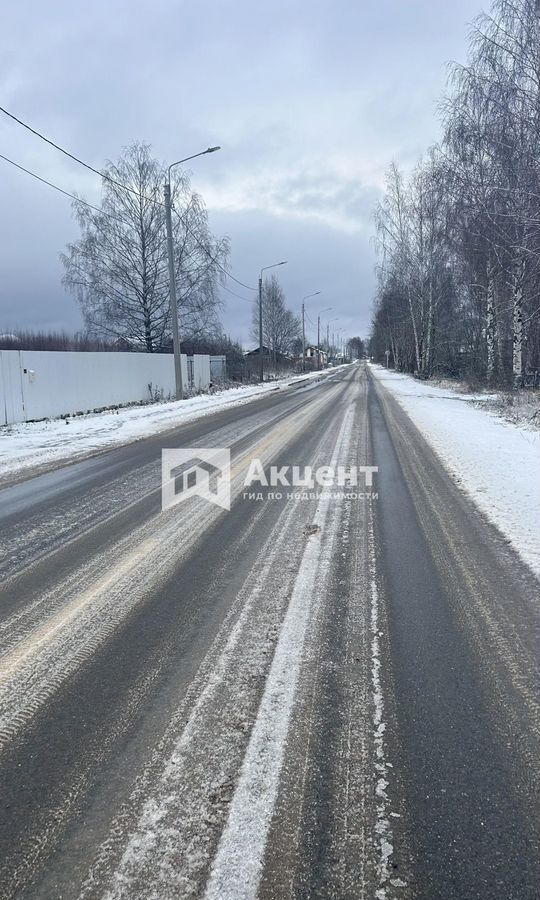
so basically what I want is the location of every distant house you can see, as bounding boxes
[244,345,291,362]
[244,345,295,376]
[304,346,328,367]
[244,344,267,359]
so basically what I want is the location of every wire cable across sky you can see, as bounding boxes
[0,104,257,291]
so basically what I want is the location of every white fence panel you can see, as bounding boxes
[0,350,214,425]
[192,355,211,391]
[0,351,25,426]
[18,350,178,422]
[210,355,227,382]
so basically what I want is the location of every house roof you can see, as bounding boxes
[244,346,292,360]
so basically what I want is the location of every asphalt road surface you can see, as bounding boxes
[0,363,538,899]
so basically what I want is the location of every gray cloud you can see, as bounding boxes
[0,0,484,344]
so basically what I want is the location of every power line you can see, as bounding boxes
[0,104,112,183]
[221,283,255,303]
[0,104,257,291]
[216,267,256,292]
[0,104,169,213]
[0,148,256,292]
[0,152,124,223]
[0,151,258,295]
[220,271,256,292]
[1,148,260,348]
[170,206,256,291]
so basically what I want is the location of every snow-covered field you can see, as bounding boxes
[0,367,347,483]
[370,365,540,579]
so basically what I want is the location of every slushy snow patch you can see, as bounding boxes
[0,368,348,482]
[369,364,540,578]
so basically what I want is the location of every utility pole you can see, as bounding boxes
[326,317,338,363]
[258,261,288,382]
[164,146,220,400]
[316,306,332,370]
[258,274,264,382]
[164,181,182,399]
[300,292,320,373]
[317,306,333,369]
[302,301,306,373]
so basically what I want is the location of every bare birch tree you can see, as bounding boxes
[62,143,229,351]
[250,274,301,361]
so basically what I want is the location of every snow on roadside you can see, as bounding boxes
[369,364,540,579]
[0,367,348,482]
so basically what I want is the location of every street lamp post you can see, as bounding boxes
[164,146,221,400]
[259,261,287,382]
[317,307,332,370]
[326,317,338,360]
[335,328,344,362]
[301,292,320,372]
[337,330,346,361]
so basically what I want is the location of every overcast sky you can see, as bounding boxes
[0,0,484,347]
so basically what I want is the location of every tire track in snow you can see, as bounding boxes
[76,379,358,900]
[368,516,407,900]
[0,395,323,586]
[203,405,355,900]
[82,498,305,900]
[0,389,338,752]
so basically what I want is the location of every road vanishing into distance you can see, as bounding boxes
[0,363,539,900]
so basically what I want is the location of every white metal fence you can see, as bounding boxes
[0,350,216,425]
[210,355,227,382]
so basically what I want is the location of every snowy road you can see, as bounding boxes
[0,364,538,899]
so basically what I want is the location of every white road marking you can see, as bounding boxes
[204,406,354,900]
[369,517,402,900]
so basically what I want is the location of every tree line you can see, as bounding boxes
[0,330,114,352]
[371,0,540,386]
[0,327,249,381]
